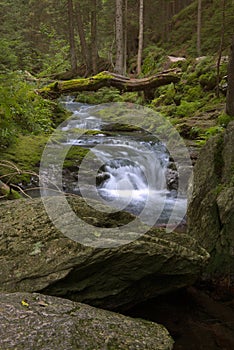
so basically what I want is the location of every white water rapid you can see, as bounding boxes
[59,98,187,226]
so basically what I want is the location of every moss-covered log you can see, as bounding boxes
[37,70,180,99]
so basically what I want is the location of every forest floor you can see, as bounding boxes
[127,282,234,350]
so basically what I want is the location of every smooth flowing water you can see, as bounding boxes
[59,98,187,226]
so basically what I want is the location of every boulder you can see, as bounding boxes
[187,121,234,276]
[0,292,174,350]
[0,195,209,310]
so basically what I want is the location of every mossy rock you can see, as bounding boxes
[63,145,90,169]
[0,195,209,309]
[187,122,234,276]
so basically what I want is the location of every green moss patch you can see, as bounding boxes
[0,135,49,183]
[63,146,89,169]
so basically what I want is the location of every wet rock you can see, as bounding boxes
[187,121,234,276]
[0,292,174,350]
[166,168,178,191]
[0,195,209,310]
[96,172,110,186]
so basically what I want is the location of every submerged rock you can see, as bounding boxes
[0,292,174,350]
[187,121,234,276]
[0,195,209,310]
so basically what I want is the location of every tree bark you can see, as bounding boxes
[226,35,234,116]
[137,0,144,76]
[67,0,78,74]
[38,69,180,99]
[115,0,124,74]
[123,0,128,75]
[75,1,91,75]
[91,0,98,74]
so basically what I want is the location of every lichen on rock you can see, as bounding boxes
[187,121,234,276]
[0,292,174,350]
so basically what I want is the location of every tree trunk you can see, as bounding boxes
[197,0,202,56]
[91,0,98,74]
[137,0,144,76]
[38,69,180,99]
[123,0,128,75]
[75,1,91,75]
[67,0,78,74]
[226,35,234,116]
[115,0,124,74]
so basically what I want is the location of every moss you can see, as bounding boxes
[218,113,234,127]
[101,122,142,133]
[199,73,217,91]
[175,100,200,118]
[63,145,89,169]
[51,103,72,127]
[76,87,124,104]
[0,135,49,183]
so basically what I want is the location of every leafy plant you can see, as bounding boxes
[0,71,54,148]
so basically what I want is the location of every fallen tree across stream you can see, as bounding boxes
[37,70,180,100]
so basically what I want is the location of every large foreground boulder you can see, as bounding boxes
[0,195,209,310]
[0,292,174,350]
[187,121,234,276]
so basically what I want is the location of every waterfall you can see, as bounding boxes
[51,99,188,225]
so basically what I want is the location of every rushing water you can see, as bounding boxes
[57,98,187,226]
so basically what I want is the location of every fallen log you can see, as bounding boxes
[37,70,181,99]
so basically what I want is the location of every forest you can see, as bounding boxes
[1,0,234,147]
[0,1,234,350]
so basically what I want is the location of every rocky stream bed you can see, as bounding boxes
[0,109,233,349]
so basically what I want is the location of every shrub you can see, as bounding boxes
[0,71,54,148]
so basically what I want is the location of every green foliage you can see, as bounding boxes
[149,55,228,142]
[141,46,167,75]
[199,73,217,91]
[75,88,122,104]
[38,39,70,77]
[167,0,234,56]
[204,125,224,137]
[175,100,200,118]
[0,39,18,70]
[196,125,225,146]
[75,88,141,105]
[184,85,204,101]
[218,113,234,127]
[195,56,216,76]
[0,72,54,148]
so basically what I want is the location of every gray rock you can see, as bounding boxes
[0,195,209,310]
[187,121,234,276]
[0,292,174,350]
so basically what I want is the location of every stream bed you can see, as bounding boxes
[53,98,188,228]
